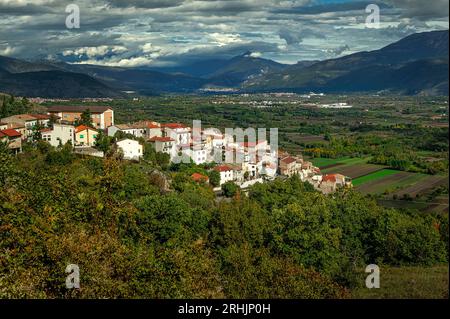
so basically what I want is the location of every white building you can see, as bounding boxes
[108,124,133,137]
[184,146,209,165]
[1,114,51,139]
[214,165,235,185]
[117,139,143,161]
[163,123,191,147]
[41,123,75,147]
[149,136,175,158]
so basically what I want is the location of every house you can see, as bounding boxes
[149,136,175,156]
[320,174,339,194]
[162,123,191,147]
[133,121,162,139]
[214,165,234,185]
[184,144,209,165]
[47,106,114,130]
[108,121,162,139]
[0,114,50,139]
[75,125,98,147]
[319,174,349,194]
[279,156,299,177]
[41,124,75,147]
[0,129,22,154]
[146,123,163,139]
[191,173,209,184]
[107,124,136,137]
[6,123,27,140]
[116,139,143,160]
[203,128,225,149]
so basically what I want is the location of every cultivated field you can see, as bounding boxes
[310,157,449,213]
[392,175,449,198]
[352,169,399,187]
[322,163,387,179]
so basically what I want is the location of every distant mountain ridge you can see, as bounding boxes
[0,30,448,97]
[244,30,449,95]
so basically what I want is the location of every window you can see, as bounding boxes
[80,135,84,138]
[93,135,97,138]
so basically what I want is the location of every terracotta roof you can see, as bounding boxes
[115,124,133,130]
[75,125,98,133]
[40,128,53,133]
[30,114,51,120]
[0,129,21,138]
[162,123,187,129]
[322,174,337,183]
[191,173,209,182]
[214,165,233,172]
[281,156,296,165]
[149,136,174,142]
[2,114,37,122]
[47,105,113,114]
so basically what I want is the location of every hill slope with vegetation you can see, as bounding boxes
[0,141,448,298]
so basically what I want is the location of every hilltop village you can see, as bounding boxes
[1,105,352,194]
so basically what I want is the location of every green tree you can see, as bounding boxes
[95,131,112,154]
[222,181,239,198]
[208,170,221,187]
[77,109,93,127]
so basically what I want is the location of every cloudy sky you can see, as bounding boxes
[0,0,448,67]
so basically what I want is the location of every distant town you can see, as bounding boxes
[0,105,353,195]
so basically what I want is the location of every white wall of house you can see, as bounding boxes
[165,128,191,146]
[45,124,75,147]
[219,170,234,185]
[117,139,143,160]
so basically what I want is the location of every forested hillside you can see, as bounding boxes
[0,141,447,298]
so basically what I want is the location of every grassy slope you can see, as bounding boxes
[352,265,449,299]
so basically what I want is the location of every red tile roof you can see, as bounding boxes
[30,114,51,120]
[0,129,21,138]
[75,125,97,133]
[162,123,188,129]
[214,165,233,172]
[323,174,337,183]
[149,136,174,142]
[191,173,209,182]
[281,156,296,165]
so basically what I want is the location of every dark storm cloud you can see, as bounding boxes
[0,0,447,65]
[272,1,388,15]
[0,3,54,15]
[386,0,449,20]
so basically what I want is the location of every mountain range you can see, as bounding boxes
[0,30,448,97]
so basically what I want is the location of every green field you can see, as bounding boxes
[310,157,351,167]
[352,169,400,187]
[310,157,368,169]
[352,265,449,299]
